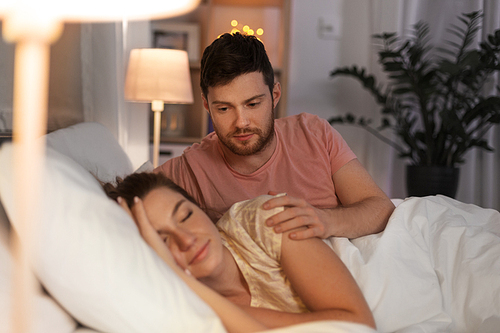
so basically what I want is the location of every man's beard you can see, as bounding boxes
[213,110,275,156]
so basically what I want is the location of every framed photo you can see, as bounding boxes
[152,22,200,63]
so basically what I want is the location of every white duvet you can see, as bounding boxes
[324,195,500,333]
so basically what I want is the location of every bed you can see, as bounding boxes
[0,121,499,333]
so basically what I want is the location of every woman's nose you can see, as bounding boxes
[172,227,196,252]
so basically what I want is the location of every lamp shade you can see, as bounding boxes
[125,48,194,104]
[0,0,201,22]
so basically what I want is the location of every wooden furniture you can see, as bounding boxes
[150,0,290,146]
[0,132,12,147]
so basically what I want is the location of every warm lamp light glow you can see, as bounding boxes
[0,1,200,332]
[125,48,193,104]
[0,0,201,22]
[125,48,193,168]
[228,20,263,38]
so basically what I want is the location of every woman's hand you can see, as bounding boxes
[117,196,177,267]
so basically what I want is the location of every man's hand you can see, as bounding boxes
[263,192,330,240]
[263,160,395,239]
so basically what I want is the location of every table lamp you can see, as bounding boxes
[0,1,200,332]
[125,48,193,168]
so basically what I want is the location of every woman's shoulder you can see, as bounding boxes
[218,195,284,260]
[227,195,284,231]
[230,194,275,212]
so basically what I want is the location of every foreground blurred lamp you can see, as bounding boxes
[0,1,200,332]
[125,48,193,168]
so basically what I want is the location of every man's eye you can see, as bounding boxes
[218,107,228,112]
[248,102,260,108]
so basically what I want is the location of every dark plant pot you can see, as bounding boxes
[406,165,460,198]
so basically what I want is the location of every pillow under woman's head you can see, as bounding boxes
[0,143,224,333]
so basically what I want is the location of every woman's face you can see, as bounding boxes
[141,187,225,279]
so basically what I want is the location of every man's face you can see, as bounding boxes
[203,72,281,156]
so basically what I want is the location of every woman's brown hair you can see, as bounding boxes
[102,172,198,209]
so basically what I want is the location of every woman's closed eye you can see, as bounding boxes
[181,210,192,223]
[160,232,169,244]
[159,211,191,242]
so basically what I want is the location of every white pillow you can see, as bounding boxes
[134,160,154,173]
[0,201,77,333]
[0,143,225,333]
[45,122,134,183]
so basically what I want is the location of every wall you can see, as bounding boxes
[81,20,151,168]
[286,0,406,198]
[0,23,84,132]
[0,20,150,169]
[0,23,14,131]
[48,24,84,131]
[286,0,500,208]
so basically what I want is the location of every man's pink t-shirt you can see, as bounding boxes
[155,113,357,222]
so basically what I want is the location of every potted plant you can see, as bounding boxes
[329,11,500,198]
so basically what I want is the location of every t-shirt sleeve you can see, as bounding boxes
[154,156,207,211]
[153,155,184,181]
[323,119,357,174]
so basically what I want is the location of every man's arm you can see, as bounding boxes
[263,159,395,239]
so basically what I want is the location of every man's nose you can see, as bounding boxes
[235,108,250,128]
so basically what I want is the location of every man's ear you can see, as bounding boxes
[272,82,282,109]
[202,93,210,114]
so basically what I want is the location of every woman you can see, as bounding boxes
[103,172,375,331]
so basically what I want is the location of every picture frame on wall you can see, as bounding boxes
[0,110,12,133]
[152,22,200,64]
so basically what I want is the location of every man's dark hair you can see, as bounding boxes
[200,32,275,98]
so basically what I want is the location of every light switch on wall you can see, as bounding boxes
[317,15,342,39]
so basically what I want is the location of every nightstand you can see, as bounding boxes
[150,142,191,166]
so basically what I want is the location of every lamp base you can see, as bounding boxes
[161,105,186,138]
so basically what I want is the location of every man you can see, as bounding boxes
[155,32,394,239]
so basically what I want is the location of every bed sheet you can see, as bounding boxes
[73,321,376,333]
[325,195,500,332]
